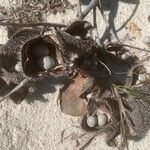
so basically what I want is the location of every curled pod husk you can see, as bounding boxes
[56,21,100,61]
[0,29,64,103]
[20,34,60,76]
[60,72,94,116]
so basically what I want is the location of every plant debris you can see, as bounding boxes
[0,0,150,150]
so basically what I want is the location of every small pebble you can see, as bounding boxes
[97,114,108,126]
[33,44,49,57]
[15,62,22,72]
[38,56,55,70]
[143,36,150,45]
[86,115,97,128]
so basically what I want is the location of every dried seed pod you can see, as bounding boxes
[21,34,59,76]
[57,21,100,63]
[65,21,93,39]
[0,29,64,103]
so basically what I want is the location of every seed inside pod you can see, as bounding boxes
[86,115,98,128]
[97,114,108,126]
[32,44,49,57]
[143,36,150,45]
[15,62,22,72]
[38,56,55,70]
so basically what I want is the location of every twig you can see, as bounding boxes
[122,44,150,53]
[113,86,129,150]
[125,55,150,87]
[97,0,121,44]
[77,0,98,20]
[93,5,101,46]
[97,0,109,28]
[75,132,97,150]
[8,0,20,22]
[0,78,29,103]
[77,0,82,18]
[0,22,67,28]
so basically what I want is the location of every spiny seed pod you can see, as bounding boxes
[0,29,64,103]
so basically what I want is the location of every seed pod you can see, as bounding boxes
[0,29,63,103]
[21,34,59,76]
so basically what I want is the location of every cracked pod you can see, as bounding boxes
[20,34,59,76]
[0,29,63,103]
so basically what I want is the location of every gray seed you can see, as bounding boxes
[38,56,55,70]
[86,93,93,100]
[33,44,49,57]
[15,62,22,72]
[86,115,97,128]
[97,114,108,126]
[143,36,150,45]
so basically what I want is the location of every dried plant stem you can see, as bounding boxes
[93,6,101,45]
[8,0,20,22]
[75,132,98,150]
[122,44,150,53]
[0,78,29,103]
[0,22,67,28]
[77,0,98,20]
[97,0,121,44]
[77,0,82,18]
[125,55,150,87]
[113,86,129,150]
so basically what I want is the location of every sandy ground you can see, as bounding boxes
[0,0,150,150]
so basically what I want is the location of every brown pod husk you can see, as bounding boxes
[0,29,64,103]
[21,35,59,76]
[60,72,95,116]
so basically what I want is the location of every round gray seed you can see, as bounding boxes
[97,114,108,126]
[86,115,97,128]
[38,56,55,70]
[15,62,22,72]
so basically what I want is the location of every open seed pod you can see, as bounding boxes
[21,34,60,76]
[0,29,65,103]
[56,20,99,62]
